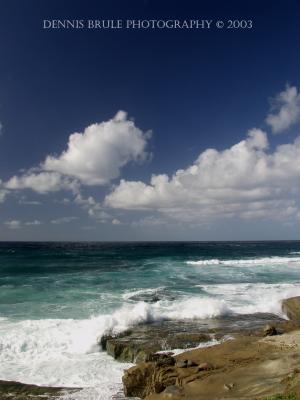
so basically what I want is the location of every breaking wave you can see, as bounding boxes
[186,256,300,266]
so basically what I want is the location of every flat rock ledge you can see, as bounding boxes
[118,299,300,400]
[100,314,288,363]
[0,380,80,400]
[123,333,300,399]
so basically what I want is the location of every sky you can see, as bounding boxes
[1,0,300,240]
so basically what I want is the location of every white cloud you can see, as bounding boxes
[112,218,121,225]
[5,171,79,194]
[105,129,300,223]
[74,193,111,220]
[4,220,21,229]
[25,220,42,226]
[4,219,42,229]
[266,85,300,133]
[43,111,150,185]
[50,216,78,224]
[0,180,8,203]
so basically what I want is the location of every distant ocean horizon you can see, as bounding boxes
[1,241,300,399]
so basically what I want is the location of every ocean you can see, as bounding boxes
[1,241,300,399]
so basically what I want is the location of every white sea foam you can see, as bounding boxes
[0,297,229,398]
[198,282,300,317]
[157,334,234,356]
[186,256,300,266]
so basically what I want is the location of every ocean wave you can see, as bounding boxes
[186,256,300,266]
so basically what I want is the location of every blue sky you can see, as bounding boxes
[1,0,300,240]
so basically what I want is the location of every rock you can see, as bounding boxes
[197,362,214,371]
[127,288,176,303]
[186,360,198,367]
[100,333,114,350]
[101,321,212,363]
[123,362,155,398]
[282,297,300,323]
[149,352,174,362]
[123,361,178,398]
[263,324,278,336]
[0,380,78,399]
[102,314,286,363]
[176,360,187,368]
[224,382,235,390]
[161,385,183,399]
[156,356,176,367]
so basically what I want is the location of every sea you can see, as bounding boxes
[1,241,300,399]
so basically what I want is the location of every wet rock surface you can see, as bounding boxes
[0,380,79,400]
[118,311,300,399]
[100,313,286,363]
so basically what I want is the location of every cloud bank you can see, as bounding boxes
[105,128,300,223]
[3,85,300,229]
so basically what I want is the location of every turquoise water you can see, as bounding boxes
[1,241,300,398]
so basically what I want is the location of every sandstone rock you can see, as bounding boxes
[123,361,178,398]
[186,360,198,367]
[149,352,174,362]
[263,324,278,336]
[0,380,78,399]
[176,360,187,368]
[123,362,155,398]
[161,385,183,399]
[156,356,176,367]
[100,321,212,363]
[197,362,214,371]
[282,297,300,323]
[224,382,235,390]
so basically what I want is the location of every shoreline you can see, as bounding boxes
[121,296,300,400]
[1,297,300,400]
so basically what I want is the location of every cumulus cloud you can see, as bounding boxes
[5,171,79,194]
[4,220,21,229]
[266,85,300,133]
[43,111,150,185]
[4,111,150,201]
[74,193,111,221]
[105,129,300,223]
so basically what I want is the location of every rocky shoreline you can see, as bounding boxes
[119,297,300,400]
[1,297,300,400]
